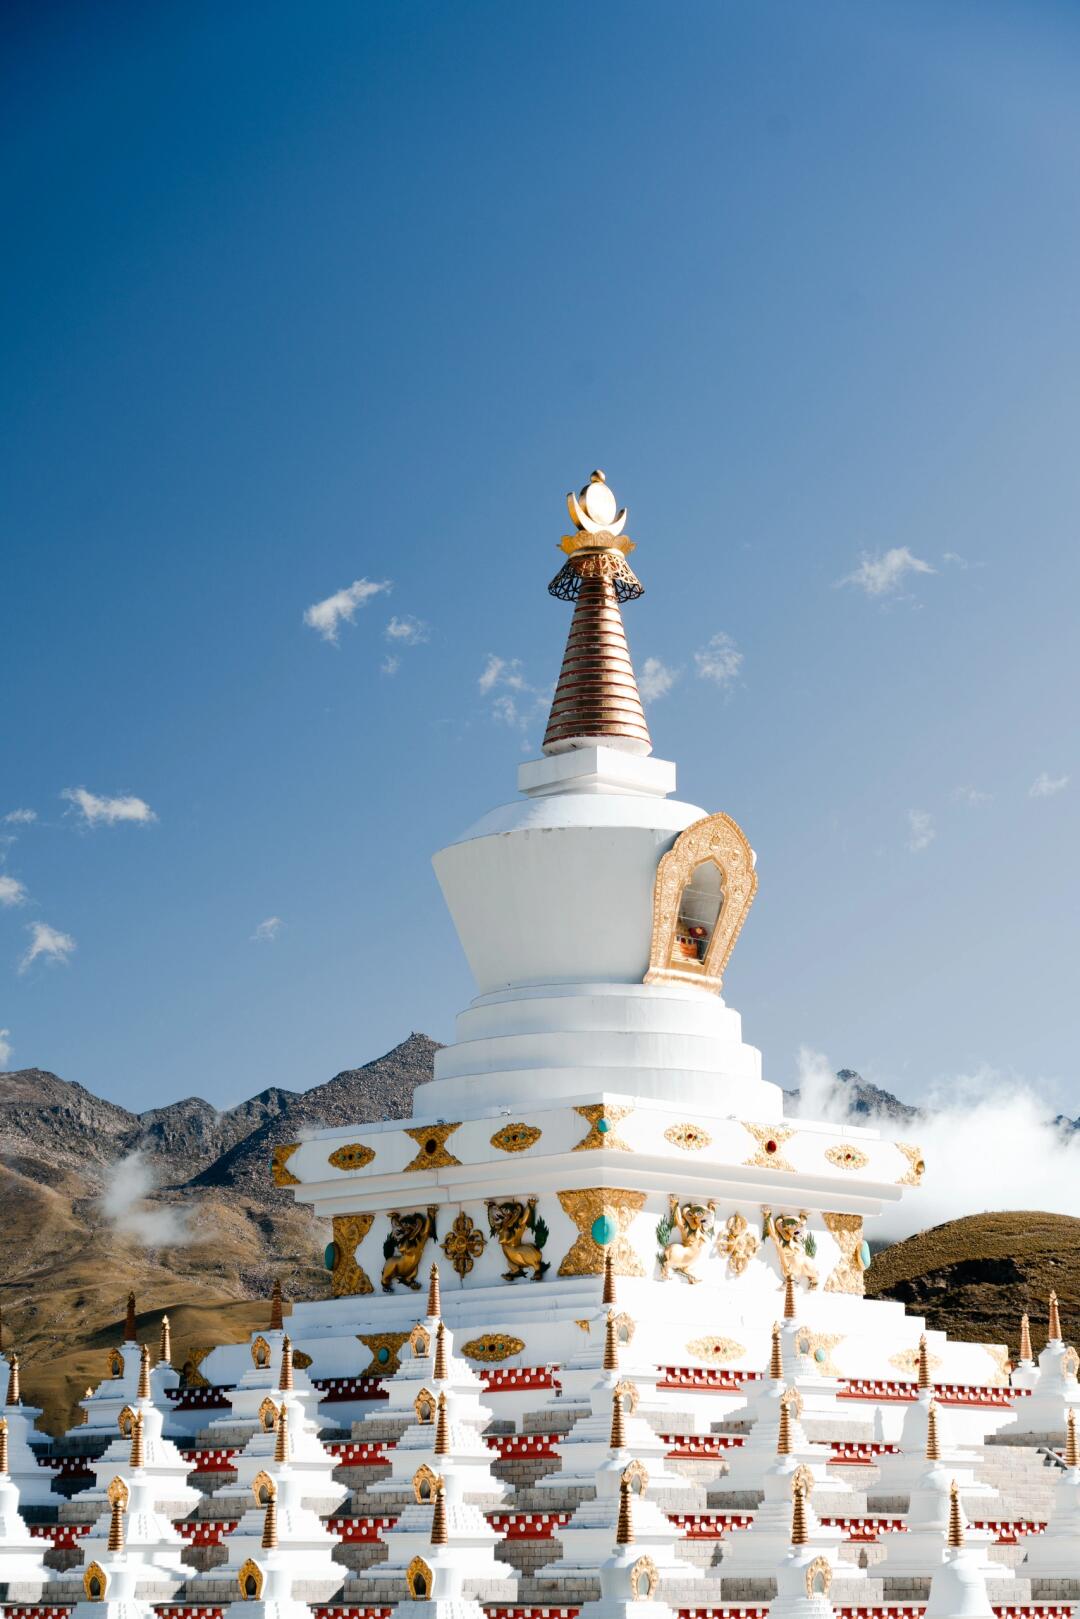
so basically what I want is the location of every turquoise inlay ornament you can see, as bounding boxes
[814,1347,826,1365]
[324,1242,338,1271]
[591,1213,618,1246]
[377,1345,391,1365]
[597,1118,610,1134]
[858,1240,872,1271]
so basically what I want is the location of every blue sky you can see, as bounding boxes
[2,0,1079,1113]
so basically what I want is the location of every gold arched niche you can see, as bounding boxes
[644,812,757,993]
[238,1559,264,1600]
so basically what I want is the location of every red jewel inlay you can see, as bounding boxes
[765,1139,778,1154]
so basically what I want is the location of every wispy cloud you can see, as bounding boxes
[952,785,991,806]
[381,654,401,676]
[0,875,28,908]
[3,809,36,826]
[906,809,935,853]
[62,787,157,827]
[639,657,679,702]
[0,1030,12,1067]
[694,632,743,689]
[1029,771,1069,799]
[251,916,283,943]
[21,921,76,972]
[478,655,550,741]
[838,546,935,597]
[385,615,429,646]
[303,578,391,643]
[100,1150,191,1246]
[478,655,528,695]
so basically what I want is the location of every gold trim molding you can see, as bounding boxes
[328,1142,375,1172]
[823,1212,865,1296]
[557,1188,646,1276]
[403,1122,461,1172]
[896,1141,926,1186]
[490,1121,542,1154]
[742,1122,796,1173]
[664,1121,712,1152]
[270,1142,300,1186]
[686,1333,746,1365]
[643,812,758,993]
[460,1332,525,1363]
[358,1330,411,1377]
[825,1143,868,1171]
[573,1103,634,1152]
[329,1213,375,1297]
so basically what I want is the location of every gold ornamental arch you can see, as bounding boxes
[644,812,757,993]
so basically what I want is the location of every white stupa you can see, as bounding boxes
[77,1295,157,1440]
[923,1487,996,1619]
[1009,1311,1039,1393]
[208,1289,322,1442]
[876,1402,1006,1582]
[356,1294,492,1435]
[1020,1405,1080,1580]
[1,1351,55,1510]
[872,1335,994,1500]
[64,1492,153,1619]
[214,1339,345,1514]
[1006,1294,1080,1436]
[763,1486,839,1619]
[381,1482,498,1619]
[364,1376,506,1512]
[217,1544,316,1619]
[75,1343,199,1518]
[570,1480,679,1619]
[0,1416,48,1599]
[73,1459,188,1598]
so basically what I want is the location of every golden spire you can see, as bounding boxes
[615,1476,635,1546]
[137,1343,151,1400]
[107,1490,126,1552]
[925,1400,941,1462]
[917,1333,931,1391]
[1020,1312,1033,1363]
[261,1483,278,1550]
[602,1249,617,1306]
[769,1323,783,1381]
[125,1292,137,1342]
[159,1315,171,1367]
[947,1480,964,1548]
[433,1321,449,1382]
[278,1335,294,1392]
[609,1389,627,1451]
[129,1411,145,1470]
[269,1279,284,1333]
[430,1480,449,1547]
[5,1352,19,1406]
[274,1402,289,1464]
[0,1306,4,1352]
[427,1264,442,1320]
[783,1274,797,1321]
[603,1311,620,1372]
[0,1418,8,1475]
[434,1392,450,1457]
[1067,1408,1079,1469]
[543,472,650,756]
[1049,1292,1062,1342]
[790,1478,809,1546]
[777,1392,793,1456]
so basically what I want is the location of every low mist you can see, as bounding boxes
[100,1150,191,1245]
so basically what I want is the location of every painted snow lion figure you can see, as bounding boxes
[486,1197,550,1281]
[382,1206,439,1293]
[762,1205,818,1290]
[657,1195,719,1283]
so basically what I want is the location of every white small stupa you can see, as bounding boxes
[763,1483,839,1619]
[1009,1312,1039,1393]
[74,1424,189,1595]
[364,1354,507,1513]
[1007,1294,1080,1436]
[78,1294,155,1440]
[570,1479,679,1619]
[221,1486,324,1619]
[1020,1405,1080,1578]
[720,1324,792,1487]
[872,1336,993,1500]
[381,1480,497,1619]
[740,1282,837,1430]
[922,1485,995,1619]
[536,1256,676,1421]
[215,1338,345,1513]
[720,1374,852,1504]
[876,1402,1005,1582]
[208,1285,321,1442]
[65,1489,151,1619]
[0,1415,49,1599]
[1,1350,56,1510]
[356,1274,491,1435]
[76,1341,199,1518]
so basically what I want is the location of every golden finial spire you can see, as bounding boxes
[129,1411,145,1470]
[1020,1312,1033,1363]
[261,1483,278,1550]
[1049,1292,1062,1342]
[783,1274,797,1321]
[269,1279,284,1333]
[947,1480,964,1548]
[107,1487,126,1552]
[1067,1408,1079,1469]
[427,1263,442,1320]
[0,1306,4,1353]
[278,1335,294,1391]
[0,1418,8,1475]
[603,1310,620,1372]
[769,1322,783,1381]
[125,1292,137,1342]
[5,1352,19,1406]
[602,1249,617,1306]
[274,1402,289,1464]
[917,1333,931,1391]
[609,1389,627,1451]
[925,1400,941,1462]
[777,1392,794,1456]
[137,1342,151,1400]
[159,1315,171,1367]
[615,1476,635,1546]
[433,1321,449,1382]
[434,1392,450,1458]
[430,1479,449,1547]
[790,1478,809,1546]
[543,472,650,757]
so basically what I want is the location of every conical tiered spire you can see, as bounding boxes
[129,1411,145,1469]
[609,1389,627,1451]
[1067,1408,1079,1468]
[158,1315,171,1366]
[790,1479,809,1546]
[0,1416,8,1474]
[430,1480,449,1546]
[1019,1312,1033,1362]
[433,1322,449,1382]
[124,1292,137,1342]
[137,1343,150,1400]
[769,1322,783,1381]
[603,1311,620,1371]
[917,1332,931,1391]
[925,1400,941,1462]
[427,1264,442,1319]
[273,1403,289,1464]
[543,472,650,756]
[278,1335,294,1391]
[260,1483,278,1550]
[615,1477,635,1546]
[5,1352,18,1406]
[106,1481,127,1552]
[1049,1291,1062,1343]
[602,1249,617,1306]
[947,1479,964,1548]
[783,1275,797,1320]
[269,1279,284,1332]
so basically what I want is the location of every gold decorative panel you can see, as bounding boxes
[441,1210,486,1278]
[251,1336,272,1369]
[823,1212,866,1296]
[557,1188,647,1277]
[412,1464,442,1504]
[742,1122,796,1173]
[982,1344,1010,1387]
[460,1332,526,1363]
[621,1457,649,1493]
[83,1562,108,1601]
[292,1348,312,1369]
[889,1345,942,1379]
[329,1213,375,1297]
[403,1122,461,1172]
[181,1346,212,1389]
[792,1328,843,1377]
[896,1141,926,1186]
[805,1556,832,1598]
[490,1121,542,1154]
[686,1334,745,1365]
[643,812,758,994]
[358,1331,411,1377]
[270,1143,300,1186]
[406,1557,433,1600]
[573,1103,633,1152]
[327,1142,375,1172]
[825,1143,868,1171]
[237,1559,264,1601]
[629,1554,659,1602]
[664,1121,712,1152]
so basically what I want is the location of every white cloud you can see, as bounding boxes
[62,787,156,827]
[478,655,528,695]
[3,809,35,825]
[303,578,391,643]
[838,546,935,597]
[385,615,429,645]
[0,1030,11,1067]
[251,916,283,943]
[478,654,550,742]
[694,632,743,689]
[21,921,76,972]
[100,1150,191,1246]
[952,785,991,806]
[381,654,401,676]
[906,809,935,853]
[639,657,679,702]
[0,875,28,908]
[1029,771,1069,799]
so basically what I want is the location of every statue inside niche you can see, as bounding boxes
[381,1206,439,1293]
[668,860,724,971]
[486,1197,550,1281]
[762,1205,818,1290]
[656,1194,719,1283]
